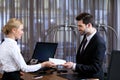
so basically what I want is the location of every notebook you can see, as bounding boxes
[30,42,58,63]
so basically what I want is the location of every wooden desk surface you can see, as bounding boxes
[0,72,67,80]
[21,72,67,80]
[0,70,99,80]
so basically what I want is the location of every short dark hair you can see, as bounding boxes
[76,12,95,27]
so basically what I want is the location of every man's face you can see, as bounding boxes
[77,20,88,35]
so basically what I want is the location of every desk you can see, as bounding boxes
[0,70,99,80]
[0,72,67,80]
[22,73,67,80]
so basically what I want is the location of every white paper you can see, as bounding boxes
[49,58,66,65]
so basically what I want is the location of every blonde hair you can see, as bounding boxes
[2,18,23,35]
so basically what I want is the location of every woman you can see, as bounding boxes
[0,18,56,80]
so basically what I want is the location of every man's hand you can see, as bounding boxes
[62,62,74,69]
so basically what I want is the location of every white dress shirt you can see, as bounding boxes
[0,38,41,72]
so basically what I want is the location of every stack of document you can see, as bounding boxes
[49,58,66,65]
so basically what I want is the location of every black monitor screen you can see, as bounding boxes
[32,42,58,63]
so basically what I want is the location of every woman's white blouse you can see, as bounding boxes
[0,38,41,72]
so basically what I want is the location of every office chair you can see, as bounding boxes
[107,50,120,80]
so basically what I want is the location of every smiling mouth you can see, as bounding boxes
[79,30,83,32]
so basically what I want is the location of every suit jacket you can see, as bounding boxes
[76,32,106,80]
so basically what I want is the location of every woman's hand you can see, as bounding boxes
[20,71,24,76]
[41,61,56,68]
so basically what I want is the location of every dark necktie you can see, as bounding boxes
[80,35,87,53]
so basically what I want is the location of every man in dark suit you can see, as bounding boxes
[63,12,106,80]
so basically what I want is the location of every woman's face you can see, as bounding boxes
[14,25,24,39]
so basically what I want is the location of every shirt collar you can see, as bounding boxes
[86,30,97,41]
[4,38,17,44]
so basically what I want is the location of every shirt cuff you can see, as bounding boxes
[72,63,76,70]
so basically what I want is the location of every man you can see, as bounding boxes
[63,12,106,80]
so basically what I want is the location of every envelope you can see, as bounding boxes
[49,58,66,65]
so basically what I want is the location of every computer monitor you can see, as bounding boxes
[31,42,58,63]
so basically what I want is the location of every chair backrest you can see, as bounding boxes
[107,50,120,80]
